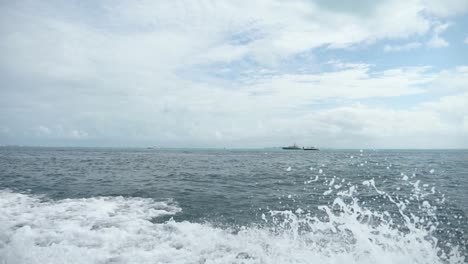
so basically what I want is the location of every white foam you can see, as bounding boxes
[362,179,385,195]
[0,190,180,264]
[0,189,464,264]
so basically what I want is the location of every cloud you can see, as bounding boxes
[2,59,467,147]
[244,63,431,102]
[427,23,450,48]
[384,42,422,52]
[310,94,468,148]
[0,0,467,148]
[421,0,468,17]
[0,0,442,69]
[0,126,11,136]
[427,66,468,92]
[31,125,89,139]
[465,37,468,44]
[34,126,52,136]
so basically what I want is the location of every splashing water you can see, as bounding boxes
[0,177,464,264]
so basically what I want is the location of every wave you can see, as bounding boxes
[0,187,464,264]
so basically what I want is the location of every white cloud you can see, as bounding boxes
[464,37,468,44]
[0,1,467,148]
[427,36,449,48]
[310,96,468,148]
[0,127,11,136]
[427,23,450,48]
[69,130,89,139]
[384,42,422,52]
[421,0,468,17]
[2,61,466,147]
[245,63,431,103]
[34,126,52,136]
[427,66,468,92]
[0,0,443,70]
[31,125,89,139]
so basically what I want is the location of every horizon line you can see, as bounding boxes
[1,145,467,150]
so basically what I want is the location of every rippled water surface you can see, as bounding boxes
[0,147,467,263]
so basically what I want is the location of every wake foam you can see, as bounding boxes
[0,189,464,264]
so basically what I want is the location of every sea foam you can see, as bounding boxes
[0,188,464,264]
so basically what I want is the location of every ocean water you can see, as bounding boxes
[0,147,467,264]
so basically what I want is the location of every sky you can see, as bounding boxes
[1,0,468,148]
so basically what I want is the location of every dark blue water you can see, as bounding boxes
[0,147,467,263]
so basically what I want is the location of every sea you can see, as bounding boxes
[0,147,467,264]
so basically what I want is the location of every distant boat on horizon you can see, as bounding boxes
[282,143,301,150]
[281,143,319,150]
[303,146,319,151]
[146,146,159,149]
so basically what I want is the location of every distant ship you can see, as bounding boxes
[146,146,159,149]
[282,144,301,150]
[303,146,319,151]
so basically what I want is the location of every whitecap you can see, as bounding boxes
[0,189,464,264]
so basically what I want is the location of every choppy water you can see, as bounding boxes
[0,147,467,263]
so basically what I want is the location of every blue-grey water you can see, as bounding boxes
[0,147,467,263]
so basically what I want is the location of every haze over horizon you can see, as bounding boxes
[1,0,468,149]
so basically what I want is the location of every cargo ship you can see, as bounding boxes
[282,144,301,150]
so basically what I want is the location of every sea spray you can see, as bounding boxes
[0,181,464,264]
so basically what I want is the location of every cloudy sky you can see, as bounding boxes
[1,0,468,148]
